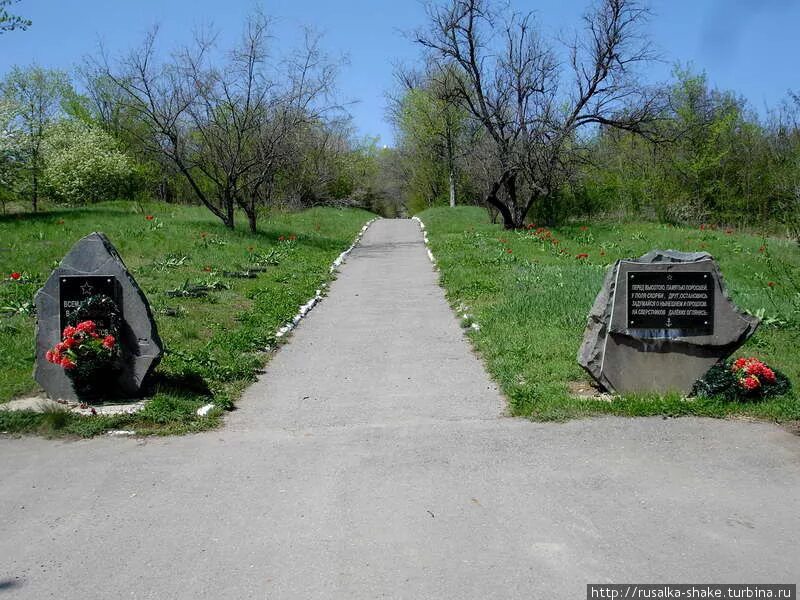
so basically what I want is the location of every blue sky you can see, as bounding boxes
[1,0,798,146]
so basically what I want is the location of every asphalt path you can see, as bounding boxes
[1,219,798,599]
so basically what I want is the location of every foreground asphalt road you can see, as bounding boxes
[1,219,798,599]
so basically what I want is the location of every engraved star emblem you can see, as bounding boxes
[80,281,94,296]
[666,274,673,281]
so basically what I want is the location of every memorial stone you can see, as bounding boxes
[578,250,759,394]
[34,232,163,401]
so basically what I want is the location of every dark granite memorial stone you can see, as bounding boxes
[35,232,163,401]
[59,275,121,331]
[578,250,759,395]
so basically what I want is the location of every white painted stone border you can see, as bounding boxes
[412,215,480,332]
[196,216,379,416]
[411,216,437,268]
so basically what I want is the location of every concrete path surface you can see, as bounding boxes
[1,219,798,599]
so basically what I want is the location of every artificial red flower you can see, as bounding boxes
[45,350,54,363]
[76,320,96,334]
[733,357,748,371]
[102,335,116,350]
[10,272,21,280]
[60,357,76,370]
[740,375,760,391]
[64,337,78,349]
[745,362,763,376]
[63,325,76,338]
[732,357,778,389]
[145,215,154,221]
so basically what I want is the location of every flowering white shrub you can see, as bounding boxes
[42,120,137,204]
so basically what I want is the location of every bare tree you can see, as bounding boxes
[101,14,338,231]
[416,0,662,227]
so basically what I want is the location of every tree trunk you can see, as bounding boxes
[486,191,515,229]
[246,205,257,234]
[224,197,235,229]
[503,174,521,228]
[448,168,456,208]
[31,155,39,213]
[484,172,516,229]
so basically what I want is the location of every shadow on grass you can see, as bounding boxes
[147,371,212,399]
[0,207,121,224]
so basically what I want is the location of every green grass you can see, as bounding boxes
[0,201,373,436]
[418,206,800,423]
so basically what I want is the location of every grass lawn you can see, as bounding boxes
[0,201,373,436]
[418,206,800,423]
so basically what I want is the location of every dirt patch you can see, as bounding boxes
[568,380,615,402]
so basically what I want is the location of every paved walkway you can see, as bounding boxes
[1,220,798,599]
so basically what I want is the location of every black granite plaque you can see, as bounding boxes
[626,271,714,334]
[59,276,121,331]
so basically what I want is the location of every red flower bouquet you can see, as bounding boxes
[693,356,790,401]
[45,294,123,401]
[731,357,776,394]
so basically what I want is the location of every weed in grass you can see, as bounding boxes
[152,254,189,271]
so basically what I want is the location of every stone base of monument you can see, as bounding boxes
[0,394,146,416]
[34,232,163,402]
[578,250,759,395]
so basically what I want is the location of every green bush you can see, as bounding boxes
[43,121,139,204]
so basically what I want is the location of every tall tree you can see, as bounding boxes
[2,66,69,211]
[416,0,662,228]
[393,65,471,208]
